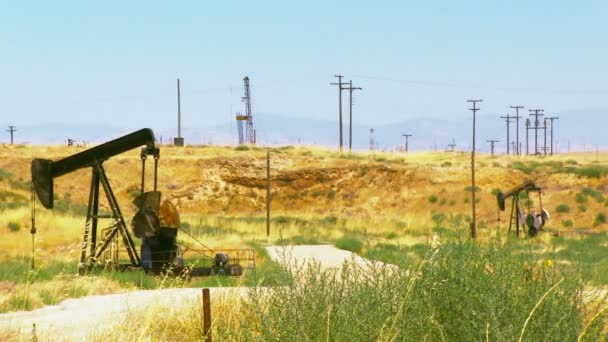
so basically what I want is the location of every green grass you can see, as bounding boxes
[553,233,608,285]
[555,204,571,213]
[335,234,364,253]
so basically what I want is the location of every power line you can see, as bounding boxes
[330,75,349,152]
[467,99,482,239]
[352,74,608,94]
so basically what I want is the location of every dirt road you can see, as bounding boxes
[0,245,389,340]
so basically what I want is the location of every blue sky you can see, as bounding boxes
[1,0,606,129]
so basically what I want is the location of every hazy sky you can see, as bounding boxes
[1,0,606,129]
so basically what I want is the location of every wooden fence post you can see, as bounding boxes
[202,288,212,342]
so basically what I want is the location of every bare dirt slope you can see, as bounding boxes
[1,144,606,232]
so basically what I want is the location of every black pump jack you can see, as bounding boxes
[31,129,160,272]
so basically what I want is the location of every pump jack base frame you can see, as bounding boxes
[78,161,140,273]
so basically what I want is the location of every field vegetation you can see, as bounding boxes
[0,144,607,339]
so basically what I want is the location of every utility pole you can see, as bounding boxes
[543,118,548,156]
[401,134,412,153]
[174,79,184,146]
[528,109,544,156]
[499,114,515,155]
[487,140,499,157]
[369,129,375,151]
[447,140,456,152]
[510,106,524,155]
[266,151,270,237]
[6,126,16,145]
[525,119,530,155]
[546,116,559,156]
[330,75,349,152]
[467,99,482,239]
[342,80,362,152]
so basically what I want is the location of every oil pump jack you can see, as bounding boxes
[31,128,179,272]
[496,180,550,237]
[31,128,253,276]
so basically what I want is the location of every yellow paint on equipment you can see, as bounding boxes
[159,199,180,229]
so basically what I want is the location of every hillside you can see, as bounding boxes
[1,143,607,237]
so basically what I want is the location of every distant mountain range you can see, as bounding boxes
[1,109,605,153]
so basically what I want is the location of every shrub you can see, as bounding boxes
[234,239,590,341]
[335,235,364,253]
[234,145,250,151]
[562,219,574,228]
[575,193,587,204]
[464,185,481,192]
[428,195,438,204]
[374,156,387,162]
[555,204,571,213]
[578,204,588,213]
[327,190,336,200]
[568,165,608,179]
[510,161,534,174]
[581,187,605,203]
[7,221,20,232]
[441,161,452,167]
[594,213,607,227]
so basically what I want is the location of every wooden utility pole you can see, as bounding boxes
[510,106,524,155]
[174,79,184,146]
[401,134,412,153]
[543,118,548,156]
[487,140,499,157]
[343,80,362,152]
[330,75,349,152]
[546,116,559,155]
[528,109,544,155]
[467,99,482,239]
[7,126,16,145]
[266,151,270,237]
[499,115,514,155]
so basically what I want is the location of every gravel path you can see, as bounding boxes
[266,244,397,275]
